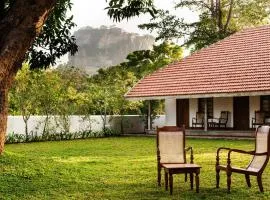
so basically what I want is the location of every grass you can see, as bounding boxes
[0,137,270,200]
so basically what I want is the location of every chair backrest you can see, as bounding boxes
[196,112,204,123]
[157,126,185,164]
[247,125,270,172]
[220,111,228,120]
[255,111,265,124]
[219,111,229,123]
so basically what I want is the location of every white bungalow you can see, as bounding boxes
[125,25,270,131]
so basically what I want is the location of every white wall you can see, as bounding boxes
[189,98,198,127]
[152,115,165,128]
[213,97,233,127]
[249,96,260,128]
[164,99,177,126]
[6,115,166,135]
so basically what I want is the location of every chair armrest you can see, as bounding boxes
[227,149,266,158]
[216,147,231,166]
[226,149,266,168]
[185,146,194,164]
[217,147,231,157]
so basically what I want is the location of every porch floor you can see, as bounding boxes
[185,129,254,139]
[136,129,255,139]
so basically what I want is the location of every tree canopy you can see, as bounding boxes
[1,0,77,69]
[106,0,270,50]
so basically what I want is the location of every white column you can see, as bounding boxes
[148,100,151,130]
[165,98,177,126]
[204,99,208,131]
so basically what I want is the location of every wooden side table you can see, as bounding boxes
[162,163,201,195]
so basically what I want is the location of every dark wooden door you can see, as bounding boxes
[233,97,250,130]
[176,99,189,128]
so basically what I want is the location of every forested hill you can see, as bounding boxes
[68,26,155,73]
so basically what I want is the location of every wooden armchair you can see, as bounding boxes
[157,126,201,194]
[216,125,270,193]
[252,111,265,128]
[192,112,204,128]
[208,111,229,128]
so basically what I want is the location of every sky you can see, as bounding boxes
[58,0,198,64]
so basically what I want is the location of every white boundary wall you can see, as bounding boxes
[7,115,165,135]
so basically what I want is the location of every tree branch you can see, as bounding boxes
[224,0,234,32]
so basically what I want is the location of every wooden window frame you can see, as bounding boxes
[198,98,213,118]
[260,95,270,117]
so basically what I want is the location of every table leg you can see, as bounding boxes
[190,173,194,190]
[195,170,200,193]
[169,173,173,195]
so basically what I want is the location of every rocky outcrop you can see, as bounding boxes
[68,26,155,73]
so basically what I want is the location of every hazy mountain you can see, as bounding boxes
[68,26,155,73]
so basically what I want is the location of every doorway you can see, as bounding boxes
[233,96,250,130]
[176,99,189,128]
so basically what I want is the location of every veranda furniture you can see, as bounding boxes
[157,126,201,195]
[208,111,229,128]
[216,125,270,193]
[192,112,204,128]
[252,111,265,128]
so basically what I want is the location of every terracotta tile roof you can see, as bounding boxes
[125,25,270,99]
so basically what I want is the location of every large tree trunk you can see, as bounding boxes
[0,89,8,152]
[0,0,56,154]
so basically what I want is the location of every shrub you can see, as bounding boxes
[5,128,121,144]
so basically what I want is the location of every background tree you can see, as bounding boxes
[9,64,39,140]
[90,42,183,130]
[93,68,142,133]
[124,41,182,78]
[34,70,63,135]
[54,67,88,132]
[123,42,182,129]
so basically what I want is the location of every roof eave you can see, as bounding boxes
[125,90,270,101]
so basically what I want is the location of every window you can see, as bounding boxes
[260,96,270,116]
[198,98,213,118]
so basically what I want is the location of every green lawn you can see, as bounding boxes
[0,137,270,200]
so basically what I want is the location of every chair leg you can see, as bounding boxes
[169,173,173,195]
[227,170,232,193]
[216,168,220,188]
[165,171,168,191]
[190,173,194,190]
[257,175,264,192]
[245,174,251,188]
[158,166,161,186]
[185,173,187,182]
